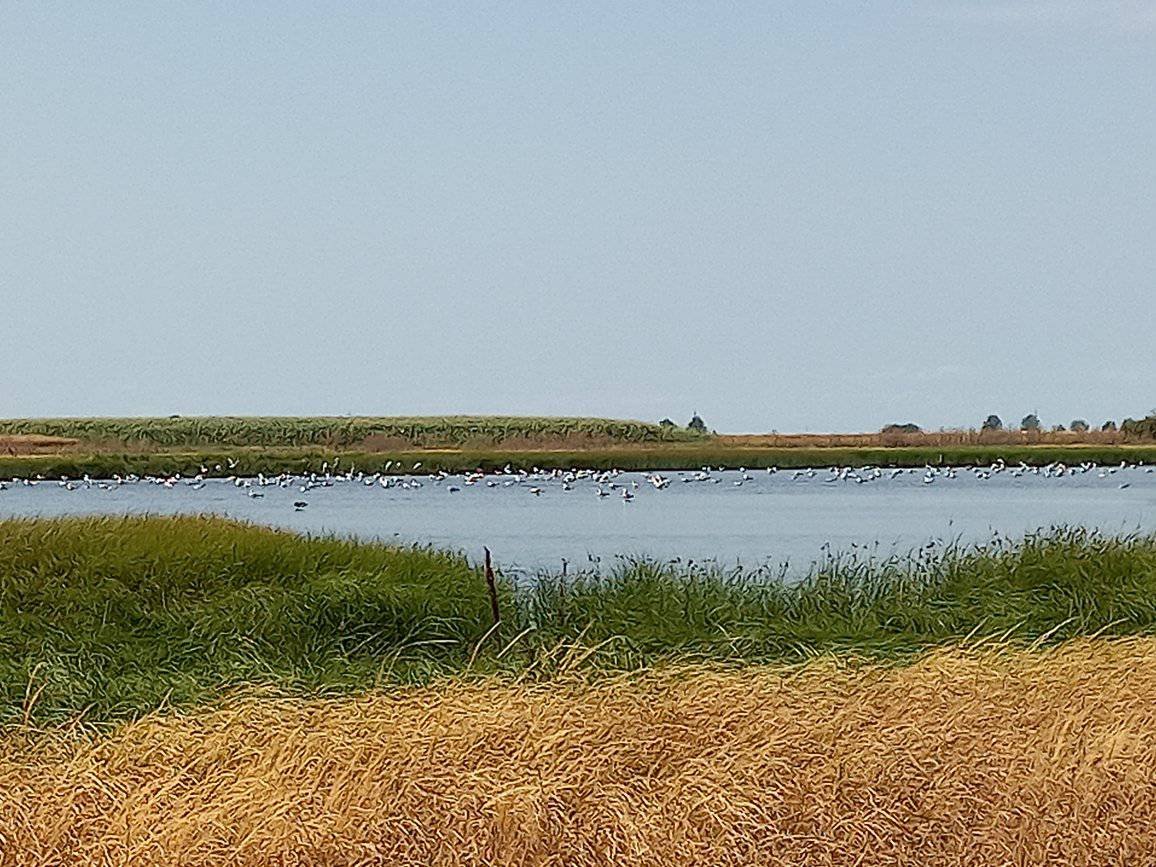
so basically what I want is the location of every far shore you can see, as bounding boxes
[2,441,1154,480]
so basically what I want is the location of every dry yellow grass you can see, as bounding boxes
[717,429,1133,448]
[0,434,79,455]
[4,639,1156,866]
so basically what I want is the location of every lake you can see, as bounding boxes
[1,464,1153,576]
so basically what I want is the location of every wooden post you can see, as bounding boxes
[483,547,501,627]
[559,558,568,625]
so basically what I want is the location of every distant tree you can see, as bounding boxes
[982,414,1003,431]
[1122,413,1156,440]
[1070,419,1089,433]
[1102,420,1118,431]
[658,418,676,428]
[687,413,708,434]
[1020,414,1041,432]
[881,423,921,434]
[1052,424,1066,432]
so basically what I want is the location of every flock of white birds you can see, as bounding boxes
[0,457,1149,510]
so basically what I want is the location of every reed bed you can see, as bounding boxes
[0,416,695,450]
[3,638,1156,865]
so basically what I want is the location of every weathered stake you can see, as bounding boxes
[483,547,501,627]
[559,558,568,626]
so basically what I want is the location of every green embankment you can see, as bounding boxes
[2,516,1155,726]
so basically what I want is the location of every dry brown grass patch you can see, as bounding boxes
[717,429,1132,448]
[4,639,1156,865]
[0,434,79,455]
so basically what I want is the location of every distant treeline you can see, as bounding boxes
[1124,415,1156,439]
[879,411,1156,440]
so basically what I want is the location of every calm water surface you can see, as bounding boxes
[2,466,1153,576]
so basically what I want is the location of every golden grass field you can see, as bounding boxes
[4,638,1156,866]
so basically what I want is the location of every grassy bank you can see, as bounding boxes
[3,516,1156,725]
[2,442,1155,479]
[4,639,1156,865]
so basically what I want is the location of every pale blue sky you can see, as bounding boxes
[2,2,1153,432]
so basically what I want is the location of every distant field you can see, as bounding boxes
[2,416,1150,454]
[720,428,1144,448]
[0,415,697,452]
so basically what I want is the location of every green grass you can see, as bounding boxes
[3,516,1156,726]
[2,443,1155,480]
[0,415,698,448]
[0,517,492,726]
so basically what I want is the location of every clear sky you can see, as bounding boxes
[2,2,1153,433]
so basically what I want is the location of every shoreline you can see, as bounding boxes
[2,442,1155,479]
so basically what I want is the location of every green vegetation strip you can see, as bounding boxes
[2,444,1155,479]
[0,415,698,448]
[2,516,1155,726]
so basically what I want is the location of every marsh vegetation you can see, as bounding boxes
[3,515,1155,725]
